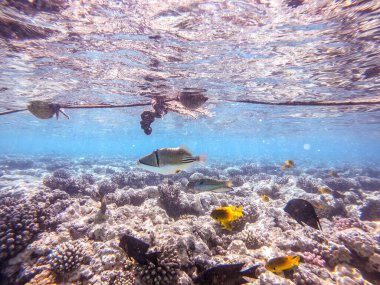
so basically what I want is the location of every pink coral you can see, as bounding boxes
[333,217,362,231]
[302,251,326,267]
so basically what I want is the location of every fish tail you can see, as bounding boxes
[195,154,207,162]
[222,222,233,231]
[241,264,260,279]
[292,256,301,266]
[225,180,233,188]
[235,206,244,217]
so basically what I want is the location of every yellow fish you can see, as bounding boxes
[137,147,205,175]
[318,186,332,195]
[265,256,301,273]
[281,160,295,170]
[328,170,339,178]
[210,206,244,231]
[261,195,270,202]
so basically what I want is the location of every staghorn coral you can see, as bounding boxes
[48,241,84,275]
[136,244,181,285]
[0,197,48,266]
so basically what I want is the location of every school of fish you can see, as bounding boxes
[135,148,327,283]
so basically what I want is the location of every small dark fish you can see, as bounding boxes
[194,263,259,285]
[178,91,208,109]
[119,235,160,265]
[284,199,322,230]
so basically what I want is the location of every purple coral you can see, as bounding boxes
[0,197,48,265]
[135,244,180,285]
[302,252,326,267]
[296,176,321,193]
[158,181,203,218]
[43,168,81,195]
[333,217,362,231]
[324,177,358,192]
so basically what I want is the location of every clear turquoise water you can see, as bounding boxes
[0,0,379,167]
[1,106,379,167]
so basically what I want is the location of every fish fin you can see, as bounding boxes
[179,145,190,152]
[195,154,207,162]
[241,264,260,279]
[222,222,233,231]
[317,219,323,231]
[292,256,301,266]
[235,206,244,217]
[225,181,233,188]
[211,188,230,193]
[145,251,161,265]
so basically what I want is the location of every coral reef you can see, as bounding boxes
[109,270,135,285]
[296,176,321,193]
[43,168,84,195]
[135,244,181,285]
[1,157,380,285]
[48,241,84,275]
[158,181,203,218]
[302,252,326,267]
[0,197,48,266]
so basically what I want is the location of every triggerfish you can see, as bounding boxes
[187,178,233,193]
[137,147,205,175]
[194,263,259,285]
[211,206,244,231]
[265,255,301,273]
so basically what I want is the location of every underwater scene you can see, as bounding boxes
[1,0,380,284]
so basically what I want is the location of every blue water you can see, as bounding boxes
[0,0,380,168]
[1,106,379,167]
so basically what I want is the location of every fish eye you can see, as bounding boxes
[200,181,204,185]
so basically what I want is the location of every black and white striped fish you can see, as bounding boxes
[137,147,206,175]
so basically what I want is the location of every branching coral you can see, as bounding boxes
[48,241,84,275]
